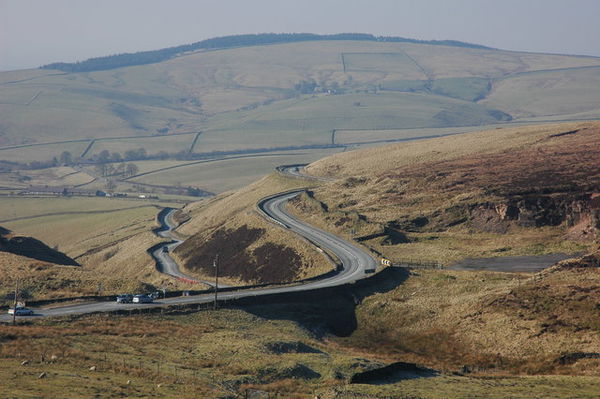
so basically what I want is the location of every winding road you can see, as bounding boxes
[151,208,223,288]
[1,168,377,321]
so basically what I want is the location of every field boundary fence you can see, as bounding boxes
[392,259,443,269]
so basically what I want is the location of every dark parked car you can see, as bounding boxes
[116,294,134,304]
[8,307,34,316]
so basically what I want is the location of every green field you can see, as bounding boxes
[2,40,600,161]
[0,196,156,221]
[86,133,198,158]
[342,51,426,78]
[129,148,344,193]
[0,141,91,163]
[482,66,600,119]
[0,196,179,255]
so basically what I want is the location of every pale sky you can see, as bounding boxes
[1,0,600,71]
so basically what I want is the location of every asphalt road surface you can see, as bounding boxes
[152,208,221,288]
[277,164,333,182]
[1,174,376,321]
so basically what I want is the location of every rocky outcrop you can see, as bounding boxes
[469,194,600,238]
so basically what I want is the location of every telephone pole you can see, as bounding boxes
[213,254,219,310]
[13,279,18,326]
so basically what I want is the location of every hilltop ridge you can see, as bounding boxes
[40,32,492,73]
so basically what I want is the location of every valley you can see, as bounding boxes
[1,33,599,398]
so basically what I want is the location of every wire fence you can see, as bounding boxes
[391,259,443,269]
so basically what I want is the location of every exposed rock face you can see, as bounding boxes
[469,194,600,238]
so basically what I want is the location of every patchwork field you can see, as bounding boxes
[2,39,600,165]
[129,148,343,194]
[84,133,198,158]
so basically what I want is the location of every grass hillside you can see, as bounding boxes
[298,121,600,265]
[2,120,600,397]
[5,305,600,399]
[2,39,600,198]
[0,196,196,301]
[326,251,600,398]
[2,40,600,162]
[1,256,598,399]
[172,173,333,286]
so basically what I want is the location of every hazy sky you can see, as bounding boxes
[1,0,600,71]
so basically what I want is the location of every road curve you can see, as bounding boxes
[1,182,377,321]
[276,164,333,182]
[151,208,223,288]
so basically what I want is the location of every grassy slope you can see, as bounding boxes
[129,148,344,194]
[482,66,600,119]
[172,173,333,286]
[0,166,93,190]
[2,41,600,163]
[0,196,195,299]
[0,290,598,399]
[299,121,600,264]
[330,253,600,391]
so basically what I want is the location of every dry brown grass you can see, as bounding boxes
[338,256,600,376]
[173,173,333,285]
[307,121,599,179]
[0,309,347,398]
[299,121,600,263]
[0,201,200,300]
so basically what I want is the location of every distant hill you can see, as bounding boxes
[1,37,600,168]
[40,33,492,73]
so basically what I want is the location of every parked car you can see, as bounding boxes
[162,246,169,253]
[7,307,34,316]
[149,291,161,300]
[132,294,153,304]
[116,294,134,304]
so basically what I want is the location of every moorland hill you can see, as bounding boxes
[298,121,600,264]
[2,35,600,167]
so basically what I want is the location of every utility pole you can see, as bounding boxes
[13,279,18,326]
[213,254,219,310]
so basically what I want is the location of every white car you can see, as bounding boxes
[132,294,153,304]
[8,307,34,316]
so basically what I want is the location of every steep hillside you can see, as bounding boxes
[297,121,600,264]
[172,173,333,286]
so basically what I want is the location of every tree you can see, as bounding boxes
[125,163,138,177]
[124,148,147,161]
[59,151,73,166]
[95,164,109,177]
[110,152,122,162]
[114,163,126,177]
[105,180,117,191]
[97,150,110,164]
